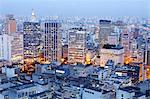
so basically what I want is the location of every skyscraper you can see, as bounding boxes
[23,22,42,62]
[68,28,86,64]
[43,20,62,63]
[121,27,131,64]
[147,51,150,66]
[99,20,112,44]
[5,14,17,34]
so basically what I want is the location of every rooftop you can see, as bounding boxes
[10,83,35,90]
[103,44,123,50]
[119,86,140,93]
[29,90,52,98]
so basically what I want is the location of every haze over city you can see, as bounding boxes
[0,0,150,99]
[0,0,150,17]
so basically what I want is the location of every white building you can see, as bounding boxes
[0,33,23,64]
[2,66,18,78]
[68,28,86,64]
[100,44,124,66]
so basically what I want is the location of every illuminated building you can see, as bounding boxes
[23,10,43,67]
[68,28,86,64]
[144,39,150,66]
[0,33,23,64]
[23,10,42,63]
[121,27,131,64]
[85,51,91,64]
[5,14,17,34]
[23,21,42,63]
[62,44,68,59]
[115,64,140,83]
[100,44,124,66]
[43,20,62,63]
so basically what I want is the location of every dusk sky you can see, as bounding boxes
[0,0,149,17]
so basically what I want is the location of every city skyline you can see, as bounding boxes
[0,0,150,17]
[0,1,150,99]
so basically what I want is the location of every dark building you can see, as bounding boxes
[116,65,140,83]
[143,50,150,66]
[62,44,68,59]
[23,22,42,61]
[43,20,62,63]
[147,51,150,66]
[99,20,112,44]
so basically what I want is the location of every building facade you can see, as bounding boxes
[0,33,23,64]
[23,22,42,63]
[43,20,62,63]
[5,14,17,34]
[68,28,86,64]
[99,20,112,44]
[100,44,124,66]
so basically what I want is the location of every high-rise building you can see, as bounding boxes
[144,50,150,66]
[121,27,131,64]
[0,33,23,64]
[62,44,68,59]
[94,26,100,44]
[43,20,62,63]
[99,20,112,44]
[23,22,42,62]
[147,51,150,66]
[5,14,17,34]
[68,28,86,64]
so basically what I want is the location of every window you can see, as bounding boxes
[4,95,9,99]
[121,94,124,99]
[25,92,28,96]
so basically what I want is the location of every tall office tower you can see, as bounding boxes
[43,20,62,63]
[5,14,17,34]
[94,26,100,44]
[68,28,86,64]
[23,22,42,63]
[147,51,150,66]
[121,27,131,64]
[99,20,112,44]
[0,33,23,64]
